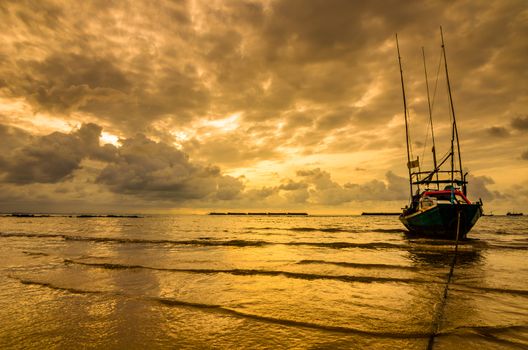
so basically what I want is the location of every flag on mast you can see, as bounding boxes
[407,158,420,169]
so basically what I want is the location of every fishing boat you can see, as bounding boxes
[396,28,483,240]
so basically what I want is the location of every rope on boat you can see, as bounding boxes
[427,209,461,350]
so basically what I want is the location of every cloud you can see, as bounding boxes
[96,134,244,201]
[279,180,309,191]
[0,123,116,184]
[295,168,408,205]
[0,124,34,152]
[521,150,528,160]
[467,174,506,202]
[277,180,310,203]
[0,1,526,213]
[511,116,528,131]
[182,129,280,166]
[486,126,510,137]
[0,120,518,212]
[0,1,208,132]
[1,1,525,163]
[16,53,131,113]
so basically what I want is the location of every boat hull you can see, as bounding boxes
[400,203,482,239]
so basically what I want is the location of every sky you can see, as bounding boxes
[0,0,527,214]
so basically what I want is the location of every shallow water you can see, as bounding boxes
[0,215,526,349]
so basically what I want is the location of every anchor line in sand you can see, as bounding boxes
[427,209,461,349]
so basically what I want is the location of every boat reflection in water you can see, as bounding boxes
[404,235,483,267]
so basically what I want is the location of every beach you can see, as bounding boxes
[0,215,526,349]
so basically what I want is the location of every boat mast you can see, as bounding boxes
[422,47,439,190]
[396,33,413,199]
[440,26,464,188]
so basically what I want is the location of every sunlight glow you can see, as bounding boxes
[171,130,190,149]
[353,80,381,108]
[0,97,84,134]
[204,113,241,132]
[0,97,27,114]
[173,131,190,141]
[100,132,120,146]
[262,77,272,91]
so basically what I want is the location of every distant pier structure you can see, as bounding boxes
[361,212,400,216]
[209,212,308,216]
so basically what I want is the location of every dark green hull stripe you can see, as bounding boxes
[400,204,482,238]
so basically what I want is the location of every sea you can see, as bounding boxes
[0,214,526,349]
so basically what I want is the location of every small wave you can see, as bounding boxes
[63,236,268,247]
[11,276,430,339]
[288,227,354,233]
[0,232,65,239]
[372,228,406,233]
[487,229,528,236]
[152,296,431,338]
[444,324,528,348]
[0,232,267,247]
[453,283,528,296]
[0,232,404,250]
[288,241,405,249]
[244,227,275,231]
[486,243,528,251]
[22,251,50,256]
[17,279,105,295]
[247,226,349,233]
[249,227,405,234]
[297,259,418,271]
[454,324,528,334]
[64,259,430,285]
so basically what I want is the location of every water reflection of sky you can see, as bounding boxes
[0,215,526,349]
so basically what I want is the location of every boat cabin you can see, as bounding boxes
[406,188,472,214]
[416,189,471,210]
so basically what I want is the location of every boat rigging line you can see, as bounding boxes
[440,26,465,192]
[420,46,443,185]
[421,47,440,189]
[430,47,443,115]
[396,33,414,199]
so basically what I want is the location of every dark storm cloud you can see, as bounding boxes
[13,53,131,113]
[511,116,528,131]
[0,123,34,151]
[0,123,244,203]
[96,134,244,201]
[0,0,208,132]
[486,126,510,137]
[1,0,526,164]
[260,0,441,64]
[0,123,116,184]
[0,0,526,212]
[467,174,506,201]
[0,2,433,135]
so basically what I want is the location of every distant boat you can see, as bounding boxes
[395,28,483,240]
[506,212,523,216]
